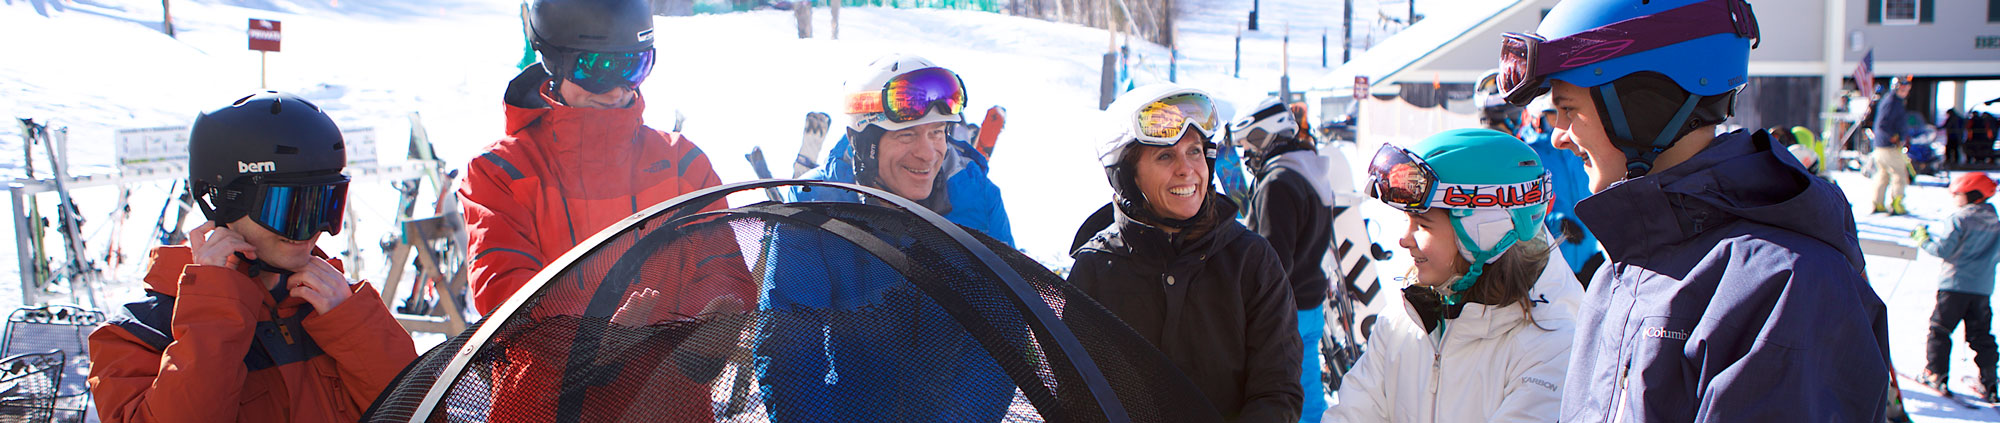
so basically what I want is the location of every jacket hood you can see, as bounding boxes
[1086,194,1246,264]
[1263,150,1334,207]
[1578,130,1865,270]
[141,245,339,301]
[502,65,650,157]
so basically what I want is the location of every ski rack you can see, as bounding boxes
[376,112,473,336]
[8,121,425,307]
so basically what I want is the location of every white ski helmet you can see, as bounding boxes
[1227,95,1297,155]
[842,53,967,133]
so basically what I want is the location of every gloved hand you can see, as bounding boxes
[1911,224,1931,244]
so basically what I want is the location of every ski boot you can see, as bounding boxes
[1874,202,1890,214]
[1891,197,1910,216]
[1922,370,1950,393]
[1976,380,2000,403]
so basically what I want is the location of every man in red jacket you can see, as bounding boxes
[461,0,726,314]
[88,91,418,422]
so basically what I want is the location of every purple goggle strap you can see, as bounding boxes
[1530,0,1759,78]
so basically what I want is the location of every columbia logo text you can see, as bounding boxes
[1644,327,1689,341]
[239,161,277,173]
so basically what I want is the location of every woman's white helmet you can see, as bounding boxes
[843,53,966,132]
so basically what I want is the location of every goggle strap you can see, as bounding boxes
[845,92,885,114]
[1425,178,1552,211]
[1533,0,1757,77]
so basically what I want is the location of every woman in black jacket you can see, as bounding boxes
[1067,83,1303,423]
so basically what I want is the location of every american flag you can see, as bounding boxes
[1853,49,1875,96]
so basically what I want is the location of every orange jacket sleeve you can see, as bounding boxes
[88,265,268,423]
[300,281,419,411]
[669,133,728,211]
[460,151,550,314]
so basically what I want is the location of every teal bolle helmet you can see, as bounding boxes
[1403,129,1552,303]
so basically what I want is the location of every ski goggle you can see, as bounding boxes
[1495,0,1759,105]
[562,49,656,94]
[1365,144,1551,214]
[844,67,967,123]
[1130,92,1220,146]
[247,177,349,241]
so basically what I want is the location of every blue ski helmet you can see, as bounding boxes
[1501,0,1759,178]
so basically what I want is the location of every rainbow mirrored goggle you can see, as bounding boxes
[845,67,968,124]
[1366,143,1551,214]
[561,49,656,94]
[1496,0,1759,105]
[1131,92,1220,146]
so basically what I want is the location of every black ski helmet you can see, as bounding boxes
[524,0,655,73]
[187,91,347,225]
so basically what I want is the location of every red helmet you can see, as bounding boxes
[1951,172,1997,199]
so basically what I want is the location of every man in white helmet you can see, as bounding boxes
[785,53,1013,246]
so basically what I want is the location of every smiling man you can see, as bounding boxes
[1495,0,1891,420]
[785,53,1013,246]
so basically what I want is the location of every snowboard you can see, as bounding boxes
[795,112,832,178]
[1896,371,1996,412]
[975,106,1006,158]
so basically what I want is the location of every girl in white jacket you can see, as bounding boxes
[1327,128,1581,422]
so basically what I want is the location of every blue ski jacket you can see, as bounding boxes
[1562,130,1891,422]
[1523,125,1603,274]
[1921,202,2000,296]
[786,135,1015,247]
[754,221,1014,422]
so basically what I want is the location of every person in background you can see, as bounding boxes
[1944,109,1966,166]
[1232,95,1335,422]
[1914,172,2000,402]
[1872,76,1914,215]
[1326,128,1579,422]
[1068,83,1302,422]
[88,91,418,422]
[1496,0,1891,419]
[461,0,725,314]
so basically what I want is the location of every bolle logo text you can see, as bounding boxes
[1439,182,1545,208]
[238,161,277,173]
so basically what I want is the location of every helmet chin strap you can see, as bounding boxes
[1596,84,1708,179]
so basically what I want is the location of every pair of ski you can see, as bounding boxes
[745,107,1007,201]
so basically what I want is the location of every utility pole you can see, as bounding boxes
[1248,0,1259,31]
[1342,0,1352,64]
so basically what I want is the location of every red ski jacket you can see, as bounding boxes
[461,73,725,314]
[88,246,418,423]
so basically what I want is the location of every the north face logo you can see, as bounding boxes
[238,161,277,173]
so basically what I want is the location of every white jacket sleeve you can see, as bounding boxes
[1324,316,1396,423]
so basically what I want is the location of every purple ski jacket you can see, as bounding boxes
[1562,130,1891,422]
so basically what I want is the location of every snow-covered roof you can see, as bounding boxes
[1309,0,1532,92]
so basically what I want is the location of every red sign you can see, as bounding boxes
[249,19,282,52]
[1353,76,1370,101]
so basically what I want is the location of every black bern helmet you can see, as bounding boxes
[524,0,654,55]
[188,91,347,225]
